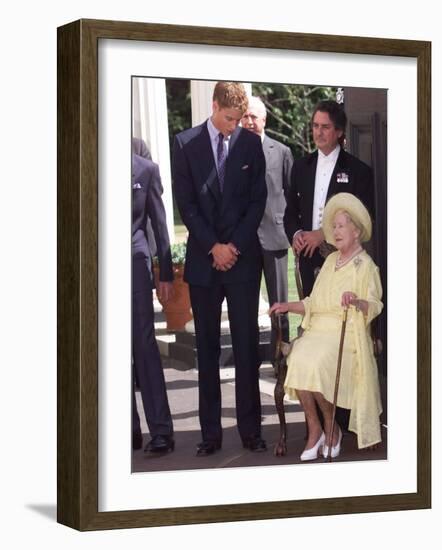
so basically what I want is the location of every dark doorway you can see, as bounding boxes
[344,87,388,423]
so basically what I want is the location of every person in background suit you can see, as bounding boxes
[241,96,293,367]
[284,100,374,298]
[132,137,156,255]
[132,136,152,160]
[172,82,268,456]
[132,153,174,453]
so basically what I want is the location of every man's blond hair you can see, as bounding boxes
[213,82,248,113]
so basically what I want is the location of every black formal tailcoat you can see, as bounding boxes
[284,148,374,243]
[283,148,374,297]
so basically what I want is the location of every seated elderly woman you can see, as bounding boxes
[269,192,383,461]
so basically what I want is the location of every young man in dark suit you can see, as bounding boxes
[132,153,174,453]
[172,82,268,456]
[241,96,293,366]
[284,100,374,297]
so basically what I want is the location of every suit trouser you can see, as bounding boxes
[261,248,290,355]
[298,249,325,298]
[132,256,173,437]
[189,279,262,444]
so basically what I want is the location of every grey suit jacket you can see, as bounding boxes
[132,137,151,160]
[257,135,293,251]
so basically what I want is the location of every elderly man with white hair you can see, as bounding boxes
[241,96,294,370]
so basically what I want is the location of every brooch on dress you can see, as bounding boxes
[353,256,363,268]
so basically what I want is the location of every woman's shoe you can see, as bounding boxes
[322,428,343,459]
[300,432,325,461]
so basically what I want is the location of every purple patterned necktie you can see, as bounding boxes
[217,132,227,192]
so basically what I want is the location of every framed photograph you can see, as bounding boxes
[57,19,431,530]
[130,75,389,478]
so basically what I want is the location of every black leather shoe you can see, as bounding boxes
[196,440,222,456]
[243,436,267,452]
[144,435,175,453]
[132,430,143,451]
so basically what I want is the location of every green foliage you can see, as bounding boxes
[166,79,191,156]
[252,83,336,159]
[166,79,191,227]
[260,246,301,340]
[170,241,187,265]
[153,242,187,267]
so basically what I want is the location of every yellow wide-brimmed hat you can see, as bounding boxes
[322,192,372,245]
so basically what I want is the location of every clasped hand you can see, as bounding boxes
[211,243,239,271]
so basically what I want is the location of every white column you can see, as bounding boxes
[190,80,216,126]
[243,82,253,98]
[132,77,175,242]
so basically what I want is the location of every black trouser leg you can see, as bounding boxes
[189,284,224,443]
[132,257,173,437]
[225,279,263,442]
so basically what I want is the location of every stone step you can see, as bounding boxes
[168,340,272,370]
[175,327,271,347]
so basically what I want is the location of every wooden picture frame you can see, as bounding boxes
[57,18,431,531]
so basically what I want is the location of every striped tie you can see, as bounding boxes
[217,132,227,192]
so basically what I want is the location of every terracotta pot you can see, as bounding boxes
[154,265,193,330]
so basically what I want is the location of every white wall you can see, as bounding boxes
[0,0,440,547]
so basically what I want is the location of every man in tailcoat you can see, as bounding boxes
[172,82,268,456]
[132,153,174,453]
[284,100,374,297]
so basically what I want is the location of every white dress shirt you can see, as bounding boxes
[312,145,340,230]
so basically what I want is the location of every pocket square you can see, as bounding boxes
[241,164,249,170]
[133,182,142,189]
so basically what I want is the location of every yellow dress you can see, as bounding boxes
[284,250,383,448]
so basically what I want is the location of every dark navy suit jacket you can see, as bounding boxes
[172,122,267,287]
[132,154,173,282]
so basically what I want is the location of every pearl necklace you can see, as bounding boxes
[335,246,363,270]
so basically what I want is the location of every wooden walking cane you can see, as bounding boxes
[326,306,349,462]
[273,251,304,457]
[294,250,305,303]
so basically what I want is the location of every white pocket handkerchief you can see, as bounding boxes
[241,164,249,170]
[133,182,142,189]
